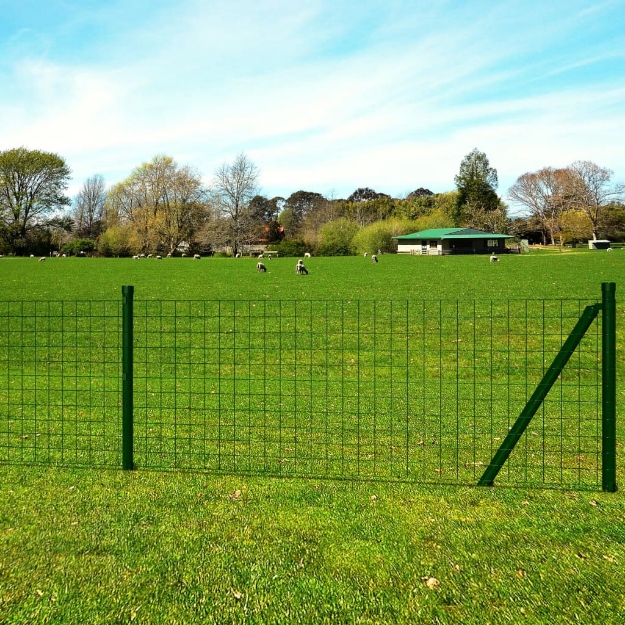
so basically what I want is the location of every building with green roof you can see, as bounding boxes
[392,228,514,256]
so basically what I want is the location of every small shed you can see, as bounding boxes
[588,240,611,250]
[393,228,513,256]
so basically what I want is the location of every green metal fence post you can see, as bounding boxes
[602,282,617,492]
[122,285,135,470]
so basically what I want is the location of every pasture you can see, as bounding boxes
[1,250,625,623]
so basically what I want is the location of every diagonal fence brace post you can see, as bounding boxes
[478,302,602,487]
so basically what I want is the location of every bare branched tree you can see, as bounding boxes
[73,174,107,238]
[508,168,569,244]
[566,161,623,240]
[210,153,260,255]
[509,162,623,243]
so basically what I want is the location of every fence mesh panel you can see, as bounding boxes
[0,300,122,466]
[0,297,604,486]
[129,298,602,487]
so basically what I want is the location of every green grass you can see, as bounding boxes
[1,251,625,623]
[2,467,624,624]
[0,248,623,301]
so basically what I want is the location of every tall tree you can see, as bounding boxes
[73,174,107,239]
[454,148,500,223]
[106,155,209,254]
[0,147,71,254]
[566,161,623,240]
[283,190,327,235]
[210,153,260,255]
[46,215,75,250]
[342,195,394,226]
[346,187,388,203]
[406,187,434,200]
[508,167,569,244]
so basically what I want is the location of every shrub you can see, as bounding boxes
[97,226,133,257]
[274,238,308,257]
[63,238,96,256]
[317,218,360,256]
[352,218,423,255]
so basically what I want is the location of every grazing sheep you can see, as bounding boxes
[257,262,267,272]
[194,254,201,260]
[257,254,264,259]
[133,255,140,260]
[147,254,153,258]
[156,255,162,260]
[30,254,34,258]
[490,253,499,262]
[607,248,613,252]
[62,254,66,257]
[181,253,187,257]
[167,253,172,257]
[371,254,378,263]
[39,257,46,262]
[235,253,241,258]
[296,260,309,275]
[304,252,311,258]
[364,252,368,257]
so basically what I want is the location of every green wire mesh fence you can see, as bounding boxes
[0,287,616,489]
[0,300,122,467]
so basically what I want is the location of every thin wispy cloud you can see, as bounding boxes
[1,0,623,200]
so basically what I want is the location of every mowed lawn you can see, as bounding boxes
[1,250,625,624]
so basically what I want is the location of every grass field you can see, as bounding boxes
[1,250,625,623]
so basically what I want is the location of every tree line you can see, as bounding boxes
[0,146,623,257]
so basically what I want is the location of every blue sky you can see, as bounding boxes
[1,0,624,210]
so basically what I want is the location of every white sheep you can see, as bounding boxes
[38,257,46,262]
[364,252,368,257]
[258,254,264,259]
[181,253,187,257]
[194,254,201,260]
[257,262,267,272]
[167,253,172,258]
[235,253,241,258]
[30,254,34,258]
[490,253,499,262]
[304,252,311,258]
[133,255,140,260]
[371,254,378,263]
[156,255,162,260]
[147,254,153,258]
[607,248,613,252]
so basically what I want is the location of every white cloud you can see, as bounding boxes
[1,0,623,201]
